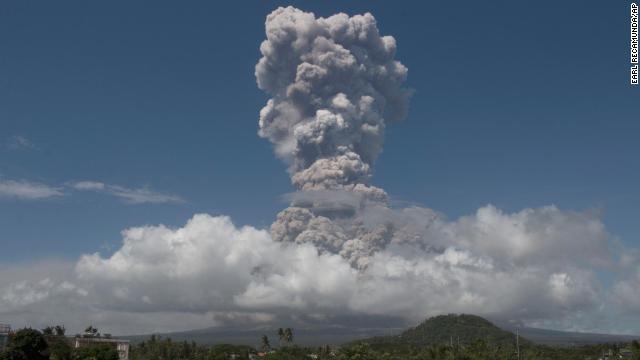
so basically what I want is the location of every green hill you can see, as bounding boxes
[362,314,525,347]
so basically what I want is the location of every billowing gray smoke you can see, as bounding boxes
[256,7,413,268]
[256,6,410,195]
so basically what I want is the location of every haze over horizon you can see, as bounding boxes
[1,1,639,337]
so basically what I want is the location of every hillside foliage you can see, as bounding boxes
[2,317,640,360]
[364,314,527,347]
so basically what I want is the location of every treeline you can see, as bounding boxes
[128,336,640,360]
[3,326,640,360]
[130,335,253,360]
[348,340,640,360]
[129,337,333,360]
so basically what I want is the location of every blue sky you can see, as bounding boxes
[1,1,639,334]
[2,0,637,261]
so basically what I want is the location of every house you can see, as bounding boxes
[619,348,634,358]
[73,335,130,360]
[0,324,10,351]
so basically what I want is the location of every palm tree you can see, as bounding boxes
[260,334,271,352]
[284,328,293,344]
[54,325,65,336]
[42,326,54,336]
[277,328,284,347]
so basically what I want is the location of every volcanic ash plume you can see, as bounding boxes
[256,7,412,268]
[256,6,410,194]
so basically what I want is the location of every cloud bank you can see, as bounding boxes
[0,7,637,335]
[0,207,626,334]
[75,207,609,323]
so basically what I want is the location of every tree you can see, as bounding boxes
[631,340,640,360]
[54,326,66,337]
[84,326,99,338]
[284,328,293,345]
[261,335,271,352]
[71,345,118,360]
[337,343,381,360]
[278,328,285,347]
[39,325,71,360]
[47,337,72,360]
[265,345,309,360]
[3,328,49,360]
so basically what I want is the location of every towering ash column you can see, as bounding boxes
[255,7,412,269]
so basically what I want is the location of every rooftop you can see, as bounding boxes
[74,336,130,344]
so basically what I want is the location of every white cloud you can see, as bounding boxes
[71,181,184,204]
[6,135,36,151]
[75,214,356,315]
[612,252,640,313]
[427,205,612,269]
[0,179,181,203]
[1,204,625,335]
[0,179,64,200]
[72,181,106,191]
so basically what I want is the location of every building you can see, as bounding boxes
[73,336,130,360]
[619,348,634,358]
[0,324,10,351]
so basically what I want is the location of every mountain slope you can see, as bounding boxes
[121,314,639,347]
[361,314,524,347]
[507,326,639,346]
[123,326,398,347]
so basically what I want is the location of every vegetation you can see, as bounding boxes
[0,327,118,360]
[334,341,640,360]
[130,335,254,360]
[123,318,640,360]
[398,314,526,346]
[2,316,640,360]
[124,339,640,360]
[344,315,640,360]
[277,328,293,346]
[70,346,119,360]
[1,328,49,360]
